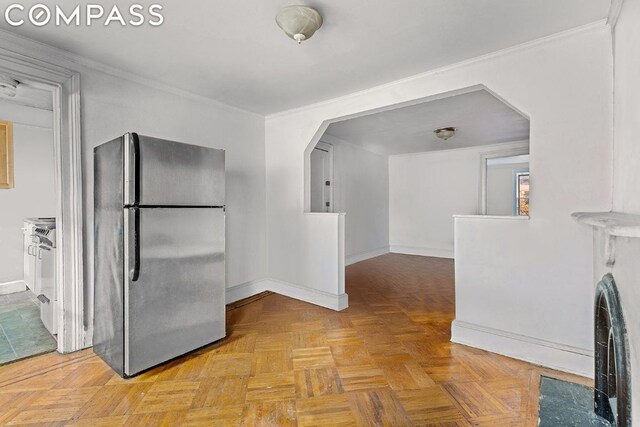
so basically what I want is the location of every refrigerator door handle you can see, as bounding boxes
[125,132,141,206]
[132,133,140,205]
[129,208,141,282]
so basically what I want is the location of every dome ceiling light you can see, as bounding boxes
[276,5,323,44]
[0,74,19,98]
[434,127,457,141]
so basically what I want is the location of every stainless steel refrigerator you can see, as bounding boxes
[93,132,226,377]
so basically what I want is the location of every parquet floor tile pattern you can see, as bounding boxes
[0,254,590,426]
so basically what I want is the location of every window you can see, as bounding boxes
[515,172,529,216]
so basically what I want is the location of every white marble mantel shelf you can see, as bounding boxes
[572,211,640,267]
[572,211,640,238]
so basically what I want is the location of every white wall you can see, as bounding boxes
[389,145,527,258]
[80,71,267,331]
[321,136,389,264]
[0,33,267,337]
[612,0,640,214]
[487,162,528,216]
[265,23,613,375]
[0,102,54,284]
[610,0,640,422]
[452,25,612,376]
[389,146,482,258]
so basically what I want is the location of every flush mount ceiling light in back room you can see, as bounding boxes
[0,74,19,97]
[434,127,457,141]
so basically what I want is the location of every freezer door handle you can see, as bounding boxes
[129,208,141,281]
[125,132,141,206]
[132,133,140,205]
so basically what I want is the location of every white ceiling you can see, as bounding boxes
[0,1,610,114]
[324,89,530,155]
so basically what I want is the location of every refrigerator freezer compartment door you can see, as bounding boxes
[124,207,225,376]
[125,133,225,207]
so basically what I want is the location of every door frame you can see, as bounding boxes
[311,141,334,213]
[512,168,530,216]
[0,47,85,353]
[478,141,529,215]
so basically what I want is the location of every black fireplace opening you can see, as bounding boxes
[594,274,632,426]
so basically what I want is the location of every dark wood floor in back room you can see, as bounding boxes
[0,253,590,426]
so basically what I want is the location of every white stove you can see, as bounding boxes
[23,218,57,335]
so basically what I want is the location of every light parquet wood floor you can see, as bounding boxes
[0,254,591,426]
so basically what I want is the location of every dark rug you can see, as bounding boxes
[538,376,610,426]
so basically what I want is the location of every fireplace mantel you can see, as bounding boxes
[572,211,640,238]
[573,211,640,267]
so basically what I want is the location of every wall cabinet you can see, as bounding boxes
[0,120,13,189]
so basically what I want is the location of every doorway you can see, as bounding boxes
[481,149,530,216]
[0,77,59,364]
[304,87,530,267]
[0,49,84,354]
[309,141,333,213]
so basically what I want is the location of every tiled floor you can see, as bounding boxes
[538,376,610,426]
[0,290,57,365]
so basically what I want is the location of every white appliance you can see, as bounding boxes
[23,221,38,292]
[22,218,57,335]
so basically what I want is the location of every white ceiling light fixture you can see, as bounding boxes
[276,5,323,44]
[434,127,457,141]
[0,74,19,97]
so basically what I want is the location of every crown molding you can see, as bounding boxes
[320,132,388,157]
[0,17,609,123]
[607,0,624,30]
[266,19,608,120]
[0,28,263,119]
[389,139,529,159]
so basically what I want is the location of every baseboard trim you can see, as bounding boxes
[451,320,593,377]
[226,278,348,312]
[225,279,269,305]
[0,280,28,295]
[264,279,349,311]
[346,247,390,266]
[390,245,454,259]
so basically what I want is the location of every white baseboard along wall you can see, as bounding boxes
[0,280,28,295]
[451,320,593,377]
[226,278,349,312]
[345,246,390,266]
[390,245,454,259]
[344,245,456,266]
